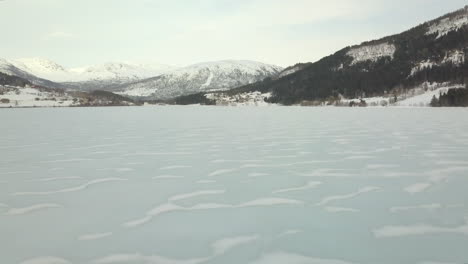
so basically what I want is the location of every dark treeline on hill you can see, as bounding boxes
[172,6,468,106]
[88,90,137,105]
[0,72,32,87]
[69,90,138,107]
[0,72,64,93]
[431,88,468,107]
[171,93,216,105]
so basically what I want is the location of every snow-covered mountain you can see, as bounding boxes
[0,59,62,88]
[116,60,283,99]
[1,58,175,91]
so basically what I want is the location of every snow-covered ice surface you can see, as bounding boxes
[1,107,468,264]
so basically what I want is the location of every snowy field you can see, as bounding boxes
[1,107,468,264]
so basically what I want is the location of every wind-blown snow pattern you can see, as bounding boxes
[347,43,396,65]
[117,60,283,99]
[2,107,468,264]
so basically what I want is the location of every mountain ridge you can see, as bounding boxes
[115,60,283,100]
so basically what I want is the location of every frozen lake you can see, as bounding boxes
[1,106,468,264]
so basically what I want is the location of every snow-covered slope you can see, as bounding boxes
[410,50,465,76]
[347,43,396,65]
[426,6,468,38]
[0,59,62,88]
[338,82,465,107]
[277,63,309,78]
[0,86,77,108]
[117,60,283,99]
[68,62,174,83]
[10,58,68,81]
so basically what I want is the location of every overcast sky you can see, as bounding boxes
[0,0,466,67]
